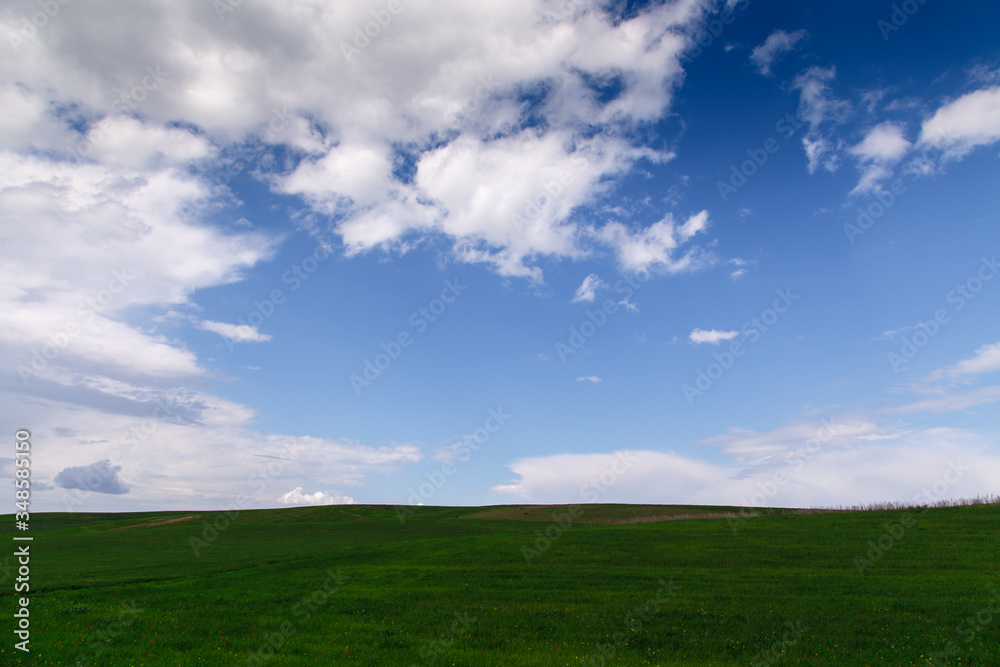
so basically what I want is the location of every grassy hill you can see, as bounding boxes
[2,503,998,665]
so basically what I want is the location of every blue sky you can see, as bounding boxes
[2,0,999,512]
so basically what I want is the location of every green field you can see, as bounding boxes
[3,503,998,666]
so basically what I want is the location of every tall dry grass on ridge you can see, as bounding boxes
[815,494,1000,512]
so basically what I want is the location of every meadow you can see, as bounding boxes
[2,502,998,666]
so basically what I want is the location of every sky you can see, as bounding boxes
[2,0,1000,514]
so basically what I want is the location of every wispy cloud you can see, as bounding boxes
[571,274,606,303]
[930,341,1000,381]
[750,29,809,76]
[792,66,851,173]
[576,375,602,383]
[884,386,1000,415]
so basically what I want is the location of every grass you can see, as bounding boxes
[2,501,998,665]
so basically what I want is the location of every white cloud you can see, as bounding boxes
[81,116,215,170]
[0,0,736,513]
[571,273,606,303]
[491,427,1000,507]
[851,122,911,163]
[792,66,850,174]
[728,257,748,280]
[0,0,719,283]
[0,153,276,384]
[750,29,808,76]
[198,320,272,343]
[11,383,422,512]
[920,85,1000,159]
[699,416,905,463]
[279,487,356,506]
[849,122,911,194]
[930,341,1000,381]
[596,210,711,273]
[689,328,738,345]
[884,386,1000,415]
[576,375,601,383]
[618,298,639,312]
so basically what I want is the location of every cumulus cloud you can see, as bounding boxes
[689,328,738,345]
[750,29,808,76]
[279,487,355,506]
[0,0,752,513]
[571,274,606,303]
[595,210,711,273]
[851,122,911,163]
[0,0,721,287]
[0,151,276,385]
[848,122,911,194]
[198,320,272,343]
[8,378,422,511]
[55,459,130,495]
[491,426,1000,507]
[920,85,1000,159]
